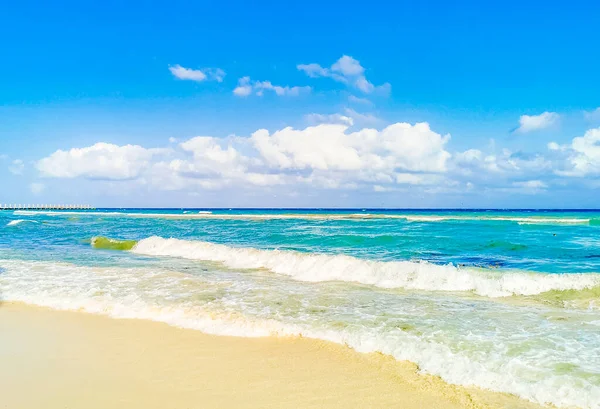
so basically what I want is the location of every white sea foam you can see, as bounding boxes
[403,215,590,224]
[6,219,38,226]
[13,210,593,224]
[15,210,125,217]
[0,259,280,338]
[131,236,600,297]
[572,237,600,248]
[1,258,599,409]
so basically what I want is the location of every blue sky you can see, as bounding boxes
[1,0,600,208]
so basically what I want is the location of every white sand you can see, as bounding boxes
[0,302,544,409]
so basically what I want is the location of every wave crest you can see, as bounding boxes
[131,236,600,298]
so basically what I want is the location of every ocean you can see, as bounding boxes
[1,209,599,408]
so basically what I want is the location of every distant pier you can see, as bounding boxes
[0,204,95,211]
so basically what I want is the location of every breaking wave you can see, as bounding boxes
[1,257,599,408]
[131,236,600,298]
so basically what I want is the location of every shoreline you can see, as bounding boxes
[0,302,545,409]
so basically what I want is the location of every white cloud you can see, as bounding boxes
[298,55,390,95]
[233,76,310,97]
[373,185,394,192]
[170,65,206,81]
[35,122,451,193]
[454,149,483,164]
[205,68,226,83]
[177,136,248,176]
[348,95,372,105]
[244,172,284,186]
[8,159,24,175]
[255,81,310,97]
[169,137,178,143]
[296,63,330,78]
[512,180,547,189]
[251,122,450,174]
[305,109,381,129]
[516,112,559,133]
[584,108,600,122]
[343,108,382,126]
[395,173,443,185]
[453,148,550,179]
[30,183,45,195]
[331,55,365,76]
[169,65,225,82]
[233,77,253,96]
[37,143,166,180]
[157,136,282,190]
[36,120,582,198]
[304,113,354,126]
[502,180,549,195]
[355,77,390,94]
[550,127,600,176]
[547,142,562,151]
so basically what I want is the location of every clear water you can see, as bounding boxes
[1,209,600,408]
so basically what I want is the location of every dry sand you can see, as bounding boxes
[0,302,545,409]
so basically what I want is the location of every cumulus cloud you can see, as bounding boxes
[37,143,166,180]
[8,159,24,175]
[35,120,584,197]
[34,122,452,193]
[298,55,390,95]
[550,127,600,176]
[233,76,310,97]
[155,136,283,190]
[169,65,225,82]
[251,122,450,174]
[177,136,248,176]
[515,112,559,133]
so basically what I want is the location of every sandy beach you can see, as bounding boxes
[0,302,543,409]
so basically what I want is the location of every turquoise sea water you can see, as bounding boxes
[1,209,600,408]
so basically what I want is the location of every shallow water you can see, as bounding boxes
[1,209,599,408]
